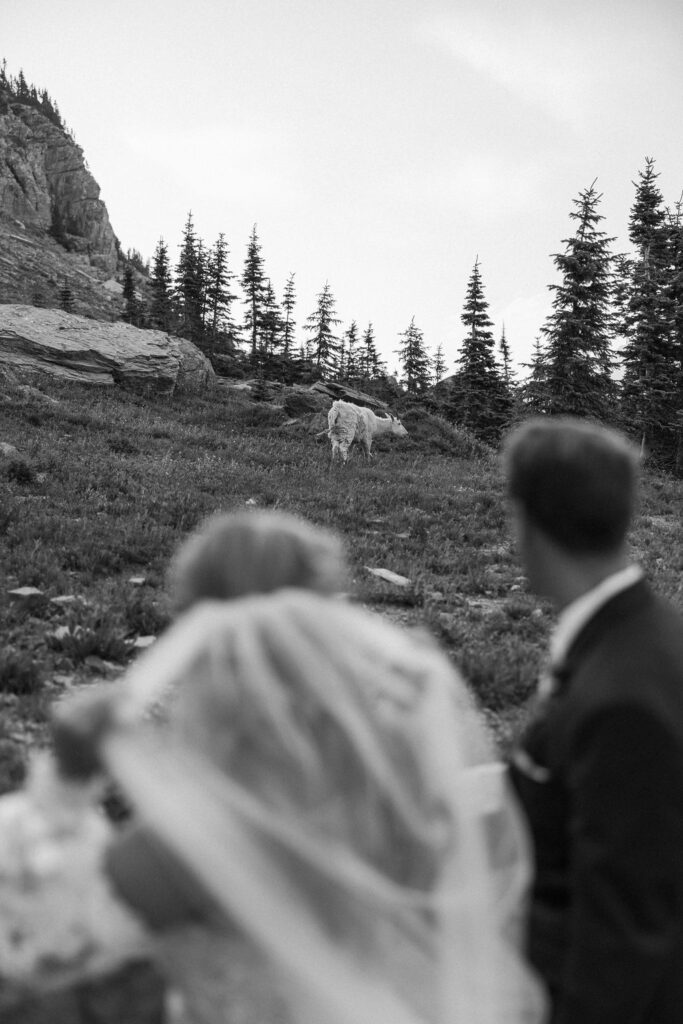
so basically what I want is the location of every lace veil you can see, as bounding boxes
[100,591,546,1024]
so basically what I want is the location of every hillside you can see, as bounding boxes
[2,378,683,795]
[0,81,125,318]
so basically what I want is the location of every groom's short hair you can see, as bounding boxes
[503,417,639,554]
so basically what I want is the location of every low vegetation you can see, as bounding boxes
[2,380,683,794]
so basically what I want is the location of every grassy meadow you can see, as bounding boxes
[2,379,683,792]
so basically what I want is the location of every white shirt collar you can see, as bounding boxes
[549,564,644,669]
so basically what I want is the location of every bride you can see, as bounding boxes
[1,589,547,1024]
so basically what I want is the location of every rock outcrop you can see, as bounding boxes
[0,99,118,270]
[0,90,124,316]
[0,305,215,395]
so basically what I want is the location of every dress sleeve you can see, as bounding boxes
[556,704,683,1024]
[105,822,220,931]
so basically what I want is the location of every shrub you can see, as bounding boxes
[46,610,131,665]
[0,738,26,795]
[0,648,44,695]
[123,589,171,637]
[6,459,34,484]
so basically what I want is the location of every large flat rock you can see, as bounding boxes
[0,305,215,395]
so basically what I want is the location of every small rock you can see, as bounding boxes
[245,497,258,506]
[51,624,76,641]
[84,655,110,672]
[0,442,20,458]
[128,576,146,586]
[132,635,156,649]
[364,567,412,587]
[8,586,46,609]
[52,673,77,688]
[50,594,80,606]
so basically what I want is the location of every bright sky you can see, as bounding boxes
[4,0,682,374]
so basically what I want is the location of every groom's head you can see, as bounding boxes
[503,417,640,602]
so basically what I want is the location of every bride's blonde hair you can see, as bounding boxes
[168,510,347,613]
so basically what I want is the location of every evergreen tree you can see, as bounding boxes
[174,212,204,344]
[666,197,683,473]
[261,279,283,358]
[396,317,431,393]
[520,337,553,414]
[343,321,359,381]
[304,281,342,376]
[431,343,448,385]
[281,273,297,361]
[241,225,267,360]
[359,323,381,379]
[58,279,74,313]
[149,238,174,332]
[450,258,510,442]
[540,182,617,420]
[336,333,347,381]
[122,266,143,326]
[499,325,513,386]
[621,158,678,460]
[205,233,236,347]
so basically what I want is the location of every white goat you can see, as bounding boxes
[327,400,408,464]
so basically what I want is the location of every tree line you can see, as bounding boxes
[123,217,391,391]
[125,158,682,471]
[0,60,69,134]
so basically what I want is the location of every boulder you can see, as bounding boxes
[282,385,329,418]
[310,380,389,412]
[0,305,215,395]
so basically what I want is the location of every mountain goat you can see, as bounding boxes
[327,400,408,464]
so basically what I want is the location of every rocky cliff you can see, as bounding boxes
[0,89,124,317]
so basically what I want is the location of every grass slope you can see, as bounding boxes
[2,381,683,790]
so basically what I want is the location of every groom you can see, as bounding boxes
[504,417,683,1024]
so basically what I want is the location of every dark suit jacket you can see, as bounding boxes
[509,579,683,1024]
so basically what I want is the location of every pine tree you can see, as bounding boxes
[520,337,553,414]
[396,317,431,393]
[539,182,617,420]
[343,321,359,381]
[666,197,683,473]
[621,158,678,460]
[499,326,513,386]
[261,279,283,358]
[304,282,342,376]
[241,225,267,361]
[359,323,381,379]
[58,279,74,313]
[450,258,510,442]
[174,212,204,344]
[205,233,236,347]
[149,238,174,332]
[431,343,448,385]
[122,266,143,326]
[281,273,297,362]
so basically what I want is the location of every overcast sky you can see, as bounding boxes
[4,0,682,373]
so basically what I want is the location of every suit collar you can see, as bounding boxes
[552,574,652,690]
[549,565,644,670]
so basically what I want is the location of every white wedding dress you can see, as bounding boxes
[0,597,547,1024]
